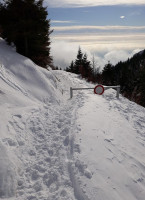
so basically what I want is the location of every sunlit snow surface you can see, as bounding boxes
[0,38,145,200]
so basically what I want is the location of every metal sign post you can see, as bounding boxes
[94,85,104,95]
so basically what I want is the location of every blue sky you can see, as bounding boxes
[49,6,145,26]
[44,0,145,69]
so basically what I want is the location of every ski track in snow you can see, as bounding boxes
[0,65,28,96]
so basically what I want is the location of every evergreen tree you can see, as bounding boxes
[82,53,93,81]
[94,67,102,83]
[66,61,74,72]
[140,67,145,106]
[66,48,93,82]
[70,61,74,72]
[0,0,52,68]
[74,47,83,74]
[101,62,114,85]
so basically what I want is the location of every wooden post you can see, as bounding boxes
[70,87,73,98]
[116,86,120,99]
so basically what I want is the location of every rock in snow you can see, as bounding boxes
[0,38,145,200]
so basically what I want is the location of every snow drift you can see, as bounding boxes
[0,38,63,199]
[0,38,61,105]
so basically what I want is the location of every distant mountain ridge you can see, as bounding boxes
[133,49,145,57]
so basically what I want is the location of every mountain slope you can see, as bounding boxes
[0,38,145,200]
[101,49,145,107]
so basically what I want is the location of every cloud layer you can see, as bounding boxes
[52,25,145,31]
[51,25,145,69]
[52,25,145,51]
[51,40,142,70]
[45,0,145,8]
[51,20,76,24]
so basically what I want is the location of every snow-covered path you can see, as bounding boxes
[2,83,80,199]
[74,88,145,200]
[14,101,76,200]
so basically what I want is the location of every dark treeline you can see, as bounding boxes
[66,47,101,83]
[0,0,52,68]
[66,47,145,107]
[101,50,145,107]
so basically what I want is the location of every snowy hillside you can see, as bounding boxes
[0,38,145,200]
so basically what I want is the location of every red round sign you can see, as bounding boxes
[94,85,104,95]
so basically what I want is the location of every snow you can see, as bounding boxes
[0,38,145,200]
[74,90,145,200]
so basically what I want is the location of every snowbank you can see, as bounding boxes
[0,38,63,198]
[0,38,61,104]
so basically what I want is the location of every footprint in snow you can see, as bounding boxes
[63,136,69,146]
[104,138,114,143]
[57,123,62,128]
[74,144,81,153]
[3,138,17,146]
[137,178,144,183]
[75,160,92,179]
[43,171,58,188]
[31,170,40,181]
[60,127,69,136]
[13,114,22,119]
[33,181,42,192]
